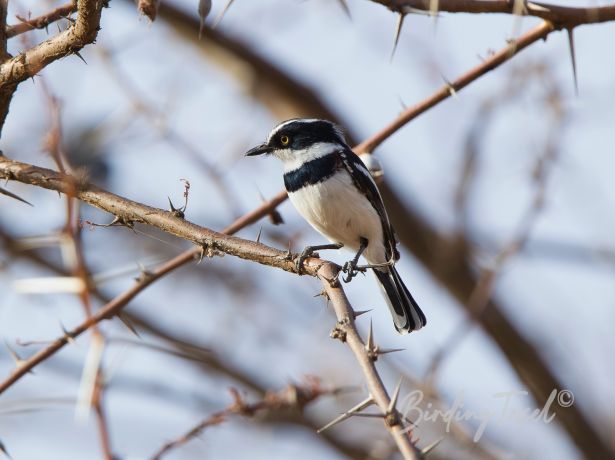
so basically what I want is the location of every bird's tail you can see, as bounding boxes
[372,266,426,334]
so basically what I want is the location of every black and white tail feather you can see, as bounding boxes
[373,266,426,333]
[246,118,427,334]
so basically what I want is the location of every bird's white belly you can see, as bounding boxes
[288,171,387,264]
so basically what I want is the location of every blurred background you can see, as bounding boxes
[1,0,614,459]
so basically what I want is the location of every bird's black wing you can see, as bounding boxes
[338,148,400,261]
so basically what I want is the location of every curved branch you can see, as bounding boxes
[369,0,615,28]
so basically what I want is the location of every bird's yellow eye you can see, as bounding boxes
[280,135,290,146]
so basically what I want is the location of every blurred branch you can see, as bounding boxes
[95,47,243,216]
[154,2,359,143]
[5,1,77,38]
[40,83,113,460]
[0,181,291,394]
[428,92,565,381]
[0,0,104,133]
[354,21,553,154]
[378,180,615,458]
[369,0,615,28]
[152,381,341,460]
[0,223,370,460]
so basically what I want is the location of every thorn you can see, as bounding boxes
[387,377,403,413]
[0,439,12,460]
[60,322,76,345]
[365,319,375,353]
[353,309,372,319]
[421,437,444,456]
[390,13,405,62]
[3,341,29,371]
[377,347,405,355]
[352,413,386,418]
[212,0,233,29]
[317,396,374,433]
[567,28,579,96]
[197,245,205,263]
[73,50,87,65]
[429,0,439,28]
[198,0,212,38]
[117,313,141,338]
[337,0,351,19]
[168,197,185,219]
[0,186,33,206]
[441,75,457,98]
[135,261,153,281]
[527,2,550,13]
[255,226,262,244]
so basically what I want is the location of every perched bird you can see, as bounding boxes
[246,119,426,333]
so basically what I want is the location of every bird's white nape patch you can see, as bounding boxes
[278,142,339,172]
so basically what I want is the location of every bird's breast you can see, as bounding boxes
[287,170,387,264]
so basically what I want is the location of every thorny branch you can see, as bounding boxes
[370,0,615,29]
[1,1,612,456]
[354,21,554,154]
[0,157,420,458]
[0,0,104,132]
[152,381,341,460]
[6,1,77,38]
[152,8,615,457]
[0,226,372,460]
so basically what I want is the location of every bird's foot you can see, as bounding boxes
[295,243,343,274]
[341,260,368,282]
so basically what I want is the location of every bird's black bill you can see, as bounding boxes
[245,143,273,156]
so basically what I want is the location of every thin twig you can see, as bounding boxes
[354,21,554,154]
[151,381,337,459]
[6,1,77,38]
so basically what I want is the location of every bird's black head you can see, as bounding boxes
[245,119,346,157]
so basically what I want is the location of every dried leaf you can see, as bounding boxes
[138,0,159,21]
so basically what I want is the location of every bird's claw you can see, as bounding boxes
[295,248,318,274]
[342,260,368,283]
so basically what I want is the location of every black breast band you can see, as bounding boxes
[283,153,341,193]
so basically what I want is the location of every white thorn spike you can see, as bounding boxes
[388,377,403,413]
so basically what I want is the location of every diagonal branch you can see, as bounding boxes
[354,20,553,154]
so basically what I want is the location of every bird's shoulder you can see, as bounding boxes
[336,148,400,260]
